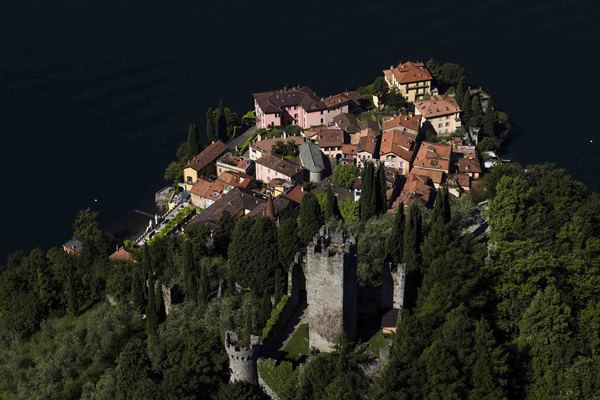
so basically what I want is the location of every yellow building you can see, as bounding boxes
[182,141,228,191]
[383,61,433,102]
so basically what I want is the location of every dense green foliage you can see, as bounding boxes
[332,164,358,189]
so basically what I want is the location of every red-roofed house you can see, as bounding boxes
[183,141,228,191]
[414,95,462,135]
[412,141,452,175]
[391,173,434,210]
[190,178,232,209]
[383,61,433,102]
[379,130,418,175]
[253,87,356,129]
[382,114,422,135]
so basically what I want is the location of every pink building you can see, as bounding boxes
[253,87,359,129]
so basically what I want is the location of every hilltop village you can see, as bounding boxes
[3,57,598,400]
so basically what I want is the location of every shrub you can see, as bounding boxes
[261,295,289,340]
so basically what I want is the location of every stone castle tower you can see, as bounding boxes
[381,262,406,310]
[305,227,357,353]
[224,330,260,384]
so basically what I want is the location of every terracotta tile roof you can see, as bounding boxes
[282,184,305,204]
[393,173,433,209]
[382,114,422,132]
[217,153,252,172]
[412,168,444,185]
[358,134,379,155]
[323,91,361,108]
[188,188,265,225]
[455,173,471,189]
[333,113,361,133]
[256,154,304,178]
[415,95,461,119]
[252,136,304,155]
[109,247,133,262]
[386,61,433,84]
[185,141,228,172]
[315,129,344,148]
[190,178,228,201]
[379,130,417,162]
[254,86,326,114]
[247,196,292,218]
[412,141,451,173]
[218,171,254,189]
[453,145,477,159]
[457,157,482,174]
[342,144,357,156]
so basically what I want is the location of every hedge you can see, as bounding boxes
[147,206,195,246]
[261,295,290,340]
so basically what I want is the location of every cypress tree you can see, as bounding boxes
[298,193,323,244]
[155,281,165,323]
[259,291,272,327]
[324,188,340,220]
[441,186,451,224]
[198,262,209,305]
[183,240,198,303]
[216,98,228,140]
[146,267,158,336]
[461,90,472,127]
[242,304,253,346]
[186,122,200,159]
[277,218,300,269]
[376,164,388,213]
[483,97,495,137]
[228,217,255,285]
[470,95,483,126]
[455,76,467,106]
[359,162,374,220]
[403,204,422,274]
[247,217,279,292]
[131,267,145,312]
[206,107,216,143]
[66,263,79,317]
[273,268,283,303]
[385,205,405,263]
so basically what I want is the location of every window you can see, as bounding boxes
[321,118,324,124]
[445,122,450,127]
[186,176,193,184]
[320,110,324,115]
[438,123,443,128]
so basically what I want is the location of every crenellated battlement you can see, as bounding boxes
[224,330,260,384]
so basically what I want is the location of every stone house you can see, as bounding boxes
[382,114,422,135]
[379,130,418,175]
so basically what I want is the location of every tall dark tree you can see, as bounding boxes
[461,90,472,127]
[228,217,255,285]
[455,76,467,106]
[216,98,228,140]
[324,188,340,220]
[470,95,483,127]
[146,268,158,336]
[213,211,235,257]
[273,268,283,303]
[198,262,209,305]
[155,281,166,323]
[206,107,216,143]
[385,206,405,263]
[298,193,323,244]
[277,218,300,269]
[182,240,198,303]
[66,260,79,317]
[483,97,495,138]
[259,290,272,327]
[131,266,145,312]
[359,162,375,220]
[115,338,157,400]
[376,164,388,213]
[186,122,200,159]
[403,204,422,274]
[247,217,279,292]
[242,303,253,346]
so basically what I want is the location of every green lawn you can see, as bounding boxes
[281,323,309,362]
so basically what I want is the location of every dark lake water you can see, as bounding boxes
[1,0,599,261]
